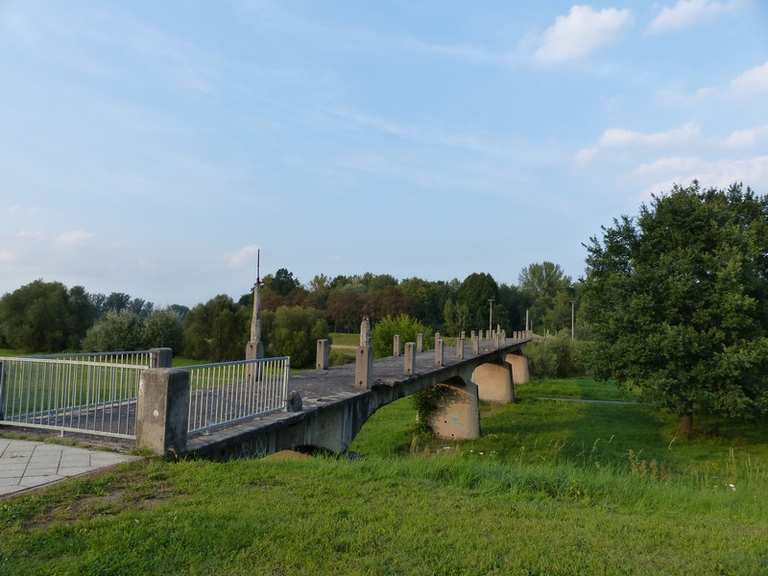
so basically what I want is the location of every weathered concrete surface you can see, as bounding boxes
[505,353,530,385]
[316,339,330,370]
[428,380,480,440]
[136,369,190,456]
[472,362,514,403]
[187,338,530,459]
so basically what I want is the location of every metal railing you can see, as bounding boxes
[0,357,144,439]
[186,357,290,436]
[40,350,154,367]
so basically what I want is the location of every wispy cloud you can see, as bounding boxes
[55,229,94,248]
[648,0,736,34]
[533,5,631,64]
[724,125,768,148]
[226,245,261,269]
[0,249,17,264]
[599,123,700,148]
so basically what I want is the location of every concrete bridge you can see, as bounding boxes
[138,328,531,458]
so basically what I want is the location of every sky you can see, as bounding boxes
[1,0,767,306]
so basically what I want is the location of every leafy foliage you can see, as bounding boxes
[583,183,768,426]
[83,311,146,352]
[371,314,433,358]
[143,309,184,354]
[526,334,592,378]
[265,306,329,368]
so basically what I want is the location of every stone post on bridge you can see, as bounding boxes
[136,368,190,456]
[416,333,424,353]
[404,342,415,376]
[355,317,374,389]
[0,360,4,421]
[434,334,444,368]
[149,348,173,369]
[316,339,330,370]
[456,337,465,360]
[393,334,401,357]
[472,332,480,355]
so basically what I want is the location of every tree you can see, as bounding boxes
[458,273,498,329]
[0,280,86,352]
[266,268,301,296]
[183,295,247,361]
[371,314,433,358]
[266,306,329,368]
[583,183,768,435]
[519,262,573,334]
[143,309,184,354]
[83,311,146,352]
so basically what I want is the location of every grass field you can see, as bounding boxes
[2,378,767,575]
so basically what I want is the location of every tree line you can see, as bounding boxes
[0,262,578,365]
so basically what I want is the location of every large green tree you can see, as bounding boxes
[583,183,768,435]
[458,273,498,330]
[519,261,573,334]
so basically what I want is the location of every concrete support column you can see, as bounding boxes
[416,333,424,353]
[428,381,480,440]
[136,368,190,456]
[316,339,330,370]
[404,342,416,376]
[434,336,444,368]
[456,337,465,360]
[149,348,173,369]
[355,345,373,389]
[393,334,401,357]
[472,363,514,404]
[505,353,530,385]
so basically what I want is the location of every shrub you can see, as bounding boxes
[83,311,145,352]
[371,314,433,358]
[329,349,354,367]
[266,306,329,368]
[143,309,184,355]
[526,334,595,379]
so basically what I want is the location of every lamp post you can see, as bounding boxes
[488,298,495,334]
[570,300,575,341]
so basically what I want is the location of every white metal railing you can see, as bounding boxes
[40,350,154,367]
[186,357,290,436]
[0,357,144,439]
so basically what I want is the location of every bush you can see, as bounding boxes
[526,334,595,379]
[329,349,354,367]
[143,309,184,355]
[83,311,145,352]
[371,314,433,358]
[266,306,329,368]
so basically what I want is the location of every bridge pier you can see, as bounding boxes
[505,353,530,385]
[428,379,480,440]
[472,362,514,403]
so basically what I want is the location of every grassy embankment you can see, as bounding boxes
[2,378,768,574]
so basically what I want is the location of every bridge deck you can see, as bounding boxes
[187,338,527,455]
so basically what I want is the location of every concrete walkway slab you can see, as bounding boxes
[0,438,138,497]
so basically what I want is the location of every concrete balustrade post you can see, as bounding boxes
[393,334,401,357]
[404,342,416,376]
[149,348,173,369]
[355,345,373,389]
[136,368,190,456]
[456,337,465,360]
[316,339,330,370]
[472,334,480,355]
[434,336,444,368]
[0,360,4,421]
[416,333,424,353]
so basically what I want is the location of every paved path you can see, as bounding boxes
[0,438,138,497]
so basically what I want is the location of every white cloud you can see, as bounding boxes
[724,125,768,148]
[0,249,17,264]
[534,5,631,64]
[730,62,768,96]
[226,244,261,269]
[599,123,700,148]
[55,229,94,247]
[648,0,735,33]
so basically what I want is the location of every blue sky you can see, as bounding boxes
[1,0,767,305]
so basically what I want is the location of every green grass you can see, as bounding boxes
[171,357,210,367]
[518,377,639,401]
[0,348,23,357]
[3,377,768,575]
[329,332,358,348]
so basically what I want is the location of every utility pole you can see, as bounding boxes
[570,300,575,341]
[488,298,495,333]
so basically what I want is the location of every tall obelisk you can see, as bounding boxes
[245,249,265,360]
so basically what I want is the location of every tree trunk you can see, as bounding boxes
[678,413,693,439]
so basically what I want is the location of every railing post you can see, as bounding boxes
[149,348,173,368]
[355,318,373,389]
[404,342,415,376]
[316,339,329,370]
[416,333,424,353]
[456,337,465,360]
[472,333,480,355]
[0,360,4,421]
[434,335,444,368]
[393,334,401,357]
[136,368,190,456]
